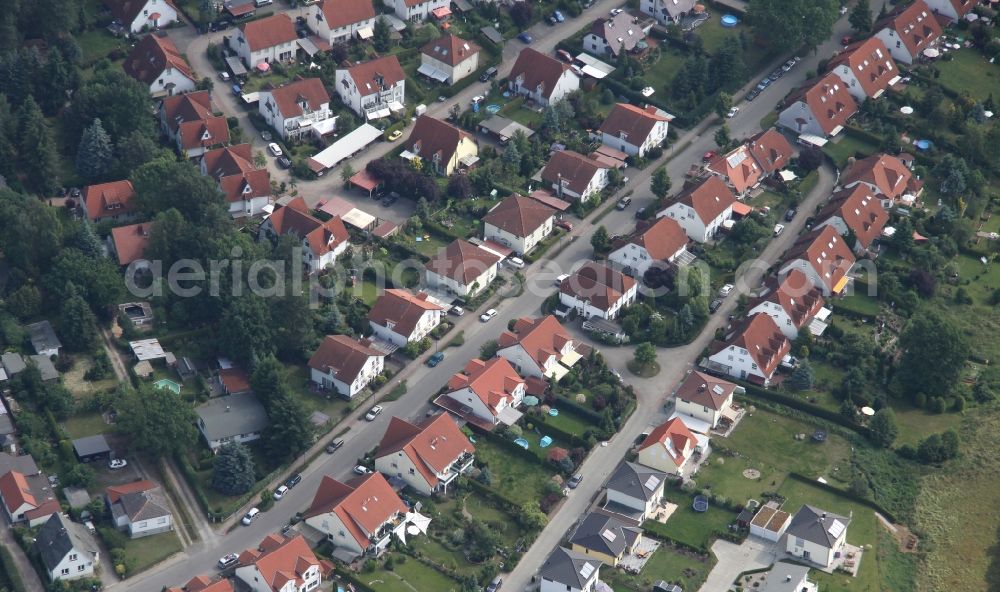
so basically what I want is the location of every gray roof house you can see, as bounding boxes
[106,481,173,539]
[568,512,643,566]
[1,352,27,376]
[26,321,62,357]
[785,505,851,568]
[195,393,270,452]
[29,355,59,382]
[603,461,667,523]
[35,513,100,582]
[762,561,817,592]
[72,435,112,463]
[0,451,40,476]
[539,547,602,592]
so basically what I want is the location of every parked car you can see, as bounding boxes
[610,8,623,15]
[507,256,525,269]
[518,32,533,43]
[387,129,403,141]
[635,206,646,219]
[546,14,557,25]
[241,508,260,526]
[557,49,573,63]
[218,553,239,569]
[354,465,373,475]
[219,71,231,82]
[450,306,465,316]
[273,485,289,500]
[267,142,282,157]
[326,439,345,453]
[261,131,272,141]
[784,208,796,222]
[108,459,127,470]
[553,10,565,21]
[710,298,723,313]
[567,474,583,489]
[480,308,498,322]
[285,473,302,488]
[555,273,569,286]
[773,223,785,236]
[381,194,398,207]
[703,150,716,161]
[841,35,853,45]
[756,78,771,91]
[555,219,573,231]
[479,66,498,82]
[745,89,760,101]
[726,106,739,118]
[782,59,796,72]
[427,352,445,367]
[616,196,632,210]
[365,405,383,421]
[719,284,734,297]
[486,577,503,592]
[276,156,292,169]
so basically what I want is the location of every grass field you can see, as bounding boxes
[836,291,881,317]
[360,558,463,592]
[473,437,555,505]
[62,412,110,439]
[123,530,183,574]
[604,542,714,591]
[823,134,880,168]
[655,499,737,549]
[538,407,594,437]
[77,30,128,65]
[936,49,1000,102]
[953,253,1000,304]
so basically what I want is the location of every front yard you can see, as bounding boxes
[603,542,714,592]
[122,530,183,574]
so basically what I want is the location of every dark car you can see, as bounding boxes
[709,298,723,313]
[486,576,503,592]
[325,439,344,453]
[208,20,231,32]
[285,474,302,489]
[635,206,647,219]
[784,208,796,222]
[546,14,557,25]
[276,155,292,169]
[427,352,445,367]
[381,194,398,207]
[479,66,498,82]
[745,88,760,102]
[567,473,583,488]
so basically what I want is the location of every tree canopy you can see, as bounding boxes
[116,384,198,458]
[897,310,970,398]
[747,0,840,54]
[211,442,256,496]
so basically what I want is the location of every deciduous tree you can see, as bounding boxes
[868,408,899,448]
[849,0,872,35]
[748,0,839,54]
[898,310,969,398]
[117,384,198,457]
[651,165,672,199]
[59,282,99,352]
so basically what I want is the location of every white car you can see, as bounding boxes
[273,485,289,500]
[640,86,655,97]
[450,306,465,316]
[610,8,623,15]
[108,459,127,470]
[242,507,260,525]
[719,284,734,297]
[773,224,785,236]
[218,553,239,569]
[267,143,283,157]
[726,106,739,118]
[219,71,231,82]
[480,309,498,322]
[507,256,525,269]
[354,465,373,475]
[471,95,485,105]
[365,405,383,421]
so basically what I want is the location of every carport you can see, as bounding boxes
[72,435,111,463]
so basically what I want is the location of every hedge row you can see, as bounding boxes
[334,567,378,592]
[465,476,523,512]
[553,394,604,424]
[532,414,593,450]
[641,521,715,555]
[786,472,898,523]
[843,125,885,148]
[736,381,871,438]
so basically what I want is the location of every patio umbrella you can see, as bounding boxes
[256,61,270,72]
[923,48,940,58]
[899,106,914,115]
[522,395,540,406]
[861,406,876,416]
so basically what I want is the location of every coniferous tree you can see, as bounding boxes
[76,118,114,181]
[16,96,59,194]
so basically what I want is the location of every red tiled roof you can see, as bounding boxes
[540,150,608,196]
[791,73,859,136]
[674,371,737,411]
[749,269,825,330]
[82,180,137,221]
[219,368,251,394]
[404,116,473,171]
[367,289,442,338]
[942,0,977,18]
[718,313,791,379]
[447,358,524,414]
[176,116,229,151]
[265,78,330,119]
[123,33,193,85]
[497,315,573,370]
[108,0,179,26]
[875,0,942,58]
[707,145,762,195]
[483,194,556,238]
[202,144,271,203]
[202,144,254,176]
[110,222,152,266]
[160,91,213,134]
[509,47,574,101]
[425,239,502,285]
[308,335,384,384]
[305,473,407,549]
[616,217,688,262]
[782,226,856,293]
[23,499,60,522]
[106,479,158,504]
[840,154,913,201]
[746,130,794,176]
[377,414,474,488]
[815,185,889,249]
[240,534,319,592]
[599,103,672,145]
[239,14,297,52]
[669,175,736,225]
[0,470,38,513]
[827,38,899,99]
[638,418,697,466]
[266,196,349,257]
[167,576,234,592]
[559,261,636,312]
[318,0,376,30]
[421,34,480,67]
[344,55,406,94]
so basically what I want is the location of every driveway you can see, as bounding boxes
[700,537,781,592]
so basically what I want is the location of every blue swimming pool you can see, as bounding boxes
[514,438,530,449]
[721,14,738,27]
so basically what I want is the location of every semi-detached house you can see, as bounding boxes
[541,150,611,202]
[746,129,795,178]
[402,115,478,176]
[108,0,179,33]
[308,335,385,398]
[508,48,580,107]
[706,144,762,198]
[874,0,942,65]
[497,315,581,380]
[123,33,195,97]
[924,0,977,22]
[367,289,443,348]
[441,358,525,426]
[827,38,900,101]
[335,55,407,120]
[707,312,791,386]
[597,103,673,158]
[304,473,409,559]
[746,270,826,340]
[158,91,230,158]
[813,185,889,252]
[234,533,322,592]
[839,153,921,206]
[259,197,349,273]
[483,194,556,256]
[778,73,858,138]
[778,225,856,296]
[234,14,299,69]
[393,0,450,22]
[199,144,271,217]
[259,77,335,141]
[81,180,137,224]
[424,239,503,298]
[558,261,637,320]
[374,414,475,495]
[608,216,688,278]
[309,0,376,44]
[656,175,736,243]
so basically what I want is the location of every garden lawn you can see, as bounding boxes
[123,530,183,574]
[603,543,714,592]
[473,437,554,506]
[77,30,128,65]
[409,537,482,577]
[285,365,352,420]
[935,49,1000,102]
[652,499,736,550]
[462,495,525,547]
[823,134,879,168]
[62,412,110,440]
[835,291,880,317]
[359,559,463,592]
[954,252,1000,304]
[538,407,594,437]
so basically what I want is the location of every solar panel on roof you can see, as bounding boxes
[601,528,617,542]
[579,562,596,579]
[712,385,725,395]
[643,475,661,490]
[828,519,846,539]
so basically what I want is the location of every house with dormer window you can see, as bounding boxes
[259,78,335,141]
[640,0,696,26]
[259,197,349,272]
[123,33,195,97]
[367,289,443,347]
[304,473,411,559]
[656,175,736,243]
[497,315,581,379]
[778,73,859,138]
[420,34,480,84]
[335,56,407,120]
[440,358,526,426]
[308,335,385,398]
[107,0,179,33]
[874,0,942,65]
[308,0,376,44]
[508,48,579,107]
[199,144,271,217]
[402,115,478,176]
[234,14,299,69]
[707,313,791,386]
[374,415,475,495]
[778,226,856,296]
[234,533,322,592]
[597,103,673,157]
[158,91,229,158]
[746,270,826,340]
[81,180,137,224]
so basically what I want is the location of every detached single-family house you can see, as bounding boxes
[403,115,478,176]
[109,222,152,268]
[707,313,791,386]
[746,270,826,340]
[335,55,407,120]
[657,175,737,243]
[123,33,195,97]
[304,473,408,558]
[195,393,270,452]
[746,129,795,178]
[107,0,179,33]
[308,335,385,398]
[443,358,526,426]
[234,534,322,592]
[35,514,100,582]
[778,226,856,296]
[393,0,450,22]
[541,150,611,202]
[259,77,335,141]
[604,461,667,522]
[424,239,503,298]
[706,144,763,198]
[778,73,859,138]
[569,512,643,567]
[105,480,173,539]
[200,144,271,217]
[420,34,481,84]
[234,14,299,69]
[0,470,58,526]
[81,180,137,224]
[827,38,900,101]
[367,289,444,348]
[374,414,475,495]
[309,0,376,44]
[583,12,650,58]
[813,185,889,252]
[27,321,61,357]
[539,547,603,592]
[608,217,688,278]
[483,194,556,256]
[640,0,696,26]
[508,48,580,107]
[167,576,234,592]
[839,153,921,206]
[762,562,818,592]
[874,0,942,65]
[559,262,637,320]
[673,371,741,429]
[497,315,581,380]
[924,0,977,22]
[259,197,350,273]
[158,91,229,158]
[785,505,851,568]
[597,103,673,158]
[636,417,701,476]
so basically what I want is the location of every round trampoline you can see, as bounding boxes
[486,104,502,114]
[514,438,530,449]
[721,14,739,27]
[693,496,709,512]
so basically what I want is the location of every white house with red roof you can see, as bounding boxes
[81,180,137,224]
[1,470,57,525]
[874,0,942,64]
[839,153,921,206]
[778,226,857,296]
[234,14,299,68]
[636,417,701,476]
[123,33,195,97]
[259,78,335,141]
[672,371,741,429]
[640,0,696,25]
[597,103,673,157]
[367,289,443,347]
[778,73,859,138]
[827,38,901,101]
[402,115,478,176]
[393,0,450,22]
[199,144,271,217]
[559,262,637,320]
[924,0,977,22]
[497,315,581,380]
[309,0,377,44]
[420,34,481,84]
[304,473,409,558]
[108,0,179,33]
[707,313,791,386]
[508,48,580,107]
[166,576,234,592]
[158,91,229,158]
[483,194,556,256]
[657,175,737,243]
[443,358,526,426]
[334,55,407,119]
[260,197,349,273]
[541,150,611,202]
[234,534,321,592]
[424,239,503,297]
[608,217,688,278]
[308,335,385,398]
[706,144,763,198]
[374,414,475,495]
[746,270,826,340]
[746,129,795,178]
[813,185,889,252]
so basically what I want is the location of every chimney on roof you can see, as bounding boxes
[785,575,792,582]
[225,406,231,412]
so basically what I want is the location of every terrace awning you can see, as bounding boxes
[545,363,570,382]
[432,6,452,18]
[832,276,850,294]
[560,350,583,368]
[367,107,391,120]
[417,63,449,82]
[357,26,373,39]
[297,37,320,56]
